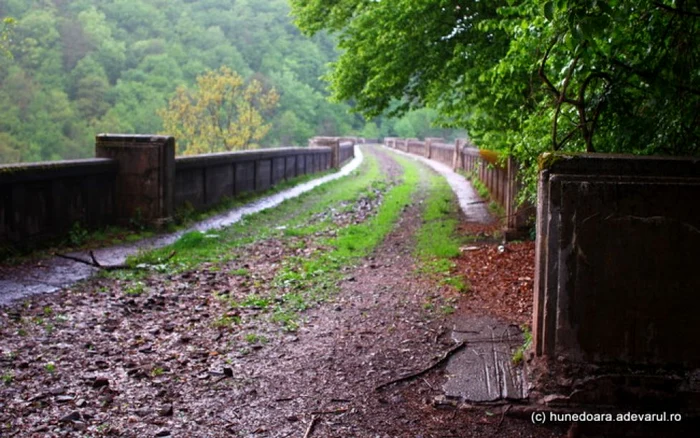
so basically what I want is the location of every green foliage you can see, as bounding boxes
[291,0,700,200]
[244,333,268,344]
[512,325,533,366]
[0,16,15,59]
[68,222,88,247]
[0,0,392,163]
[124,281,145,296]
[159,66,279,155]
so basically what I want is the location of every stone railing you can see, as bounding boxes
[0,159,118,244]
[0,135,356,247]
[383,137,530,237]
[173,147,332,211]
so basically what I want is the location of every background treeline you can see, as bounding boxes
[0,0,461,163]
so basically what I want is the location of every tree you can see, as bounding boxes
[159,66,279,155]
[1,17,15,60]
[290,0,700,198]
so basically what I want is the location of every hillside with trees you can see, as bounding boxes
[0,0,461,163]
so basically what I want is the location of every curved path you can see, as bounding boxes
[0,148,365,307]
[382,146,494,224]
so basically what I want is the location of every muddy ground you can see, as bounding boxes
[0,146,565,437]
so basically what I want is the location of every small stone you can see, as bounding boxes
[28,393,48,402]
[76,399,87,408]
[543,394,569,405]
[59,411,82,423]
[158,405,173,417]
[50,387,66,396]
[154,429,171,437]
[92,377,109,389]
[56,395,75,403]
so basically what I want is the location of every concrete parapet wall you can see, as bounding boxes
[430,142,455,167]
[1,134,352,248]
[385,138,530,237]
[308,136,356,169]
[534,153,700,367]
[174,147,333,211]
[0,159,117,245]
[407,139,425,156]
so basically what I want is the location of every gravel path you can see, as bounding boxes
[0,146,564,437]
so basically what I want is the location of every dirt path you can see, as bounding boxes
[0,146,563,437]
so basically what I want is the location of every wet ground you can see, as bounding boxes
[0,145,565,437]
[387,148,494,224]
[0,149,364,307]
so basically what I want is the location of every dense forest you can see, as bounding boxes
[0,0,460,163]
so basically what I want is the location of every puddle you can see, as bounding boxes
[383,147,494,223]
[0,147,364,307]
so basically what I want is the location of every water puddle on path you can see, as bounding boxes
[0,147,364,307]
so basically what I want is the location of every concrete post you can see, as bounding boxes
[452,139,462,171]
[311,137,341,169]
[95,134,175,226]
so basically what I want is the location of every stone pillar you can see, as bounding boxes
[95,134,175,226]
[311,137,341,169]
[424,137,443,160]
[452,139,463,171]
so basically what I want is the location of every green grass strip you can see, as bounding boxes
[127,149,383,273]
[273,154,420,319]
[415,172,468,293]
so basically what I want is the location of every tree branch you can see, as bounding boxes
[538,38,561,98]
[654,2,700,18]
[55,251,176,271]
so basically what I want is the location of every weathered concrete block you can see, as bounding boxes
[272,157,286,185]
[205,164,234,206]
[535,153,700,367]
[174,167,204,210]
[311,137,341,169]
[95,134,174,225]
[256,159,272,191]
[285,156,296,179]
[235,161,255,195]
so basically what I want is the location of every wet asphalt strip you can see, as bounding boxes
[0,147,365,307]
